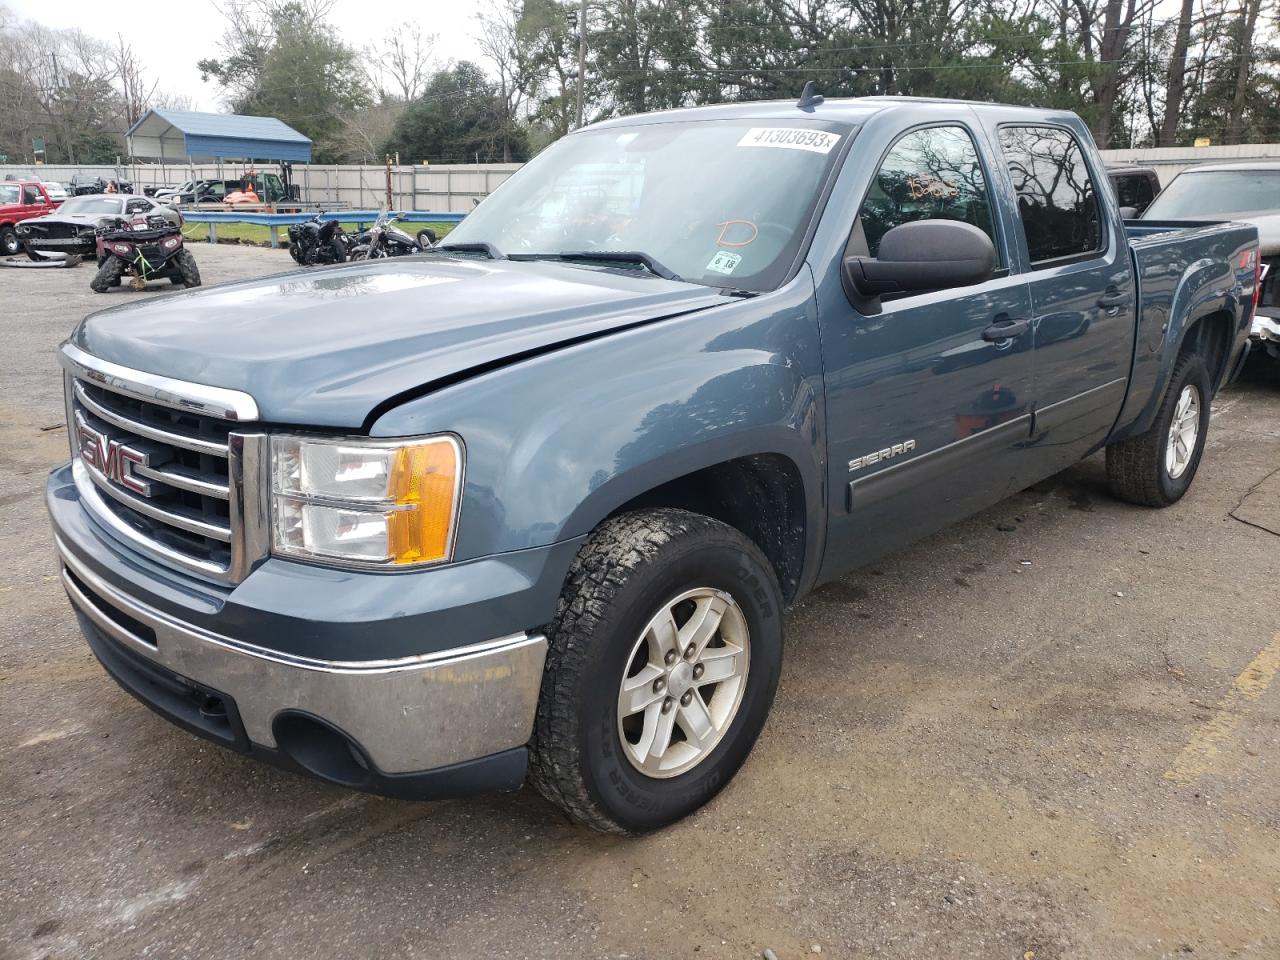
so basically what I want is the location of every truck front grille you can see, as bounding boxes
[64,361,268,585]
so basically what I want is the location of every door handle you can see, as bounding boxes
[1097,287,1128,308]
[981,317,1030,342]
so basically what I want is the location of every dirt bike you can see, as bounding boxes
[90,215,201,293]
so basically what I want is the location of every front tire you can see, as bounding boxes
[1106,351,1211,506]
[173,249,201,287]
[90,255,124,293]
[529,509,783,834]
[0,227,19,256]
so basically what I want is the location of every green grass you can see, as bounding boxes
[181,220,457,247]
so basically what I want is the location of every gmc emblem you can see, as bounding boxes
[76,416,152,496]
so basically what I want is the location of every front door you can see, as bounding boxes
[820,122,1035,576]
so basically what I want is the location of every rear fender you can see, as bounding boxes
[1113,247,1249,441]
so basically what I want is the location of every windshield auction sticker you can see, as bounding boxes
[737,128,842,154]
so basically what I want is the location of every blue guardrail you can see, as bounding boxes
[179,210,467,248]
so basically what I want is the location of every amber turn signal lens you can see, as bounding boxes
[387,441,459,564]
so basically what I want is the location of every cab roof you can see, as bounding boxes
[584,95,1083,131]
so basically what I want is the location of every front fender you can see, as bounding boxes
[370,271,825,575]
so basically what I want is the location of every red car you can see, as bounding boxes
[0,180,59,256]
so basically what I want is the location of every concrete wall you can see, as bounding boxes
[0,161,523,212]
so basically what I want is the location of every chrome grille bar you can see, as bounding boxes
[80,453,233,542]
[73,379,229,458]
[61,343,268,586]
[131,462,231,499]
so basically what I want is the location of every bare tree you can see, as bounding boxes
[477,0,537,161]
[369,21,435,101]
[112,34,158,128]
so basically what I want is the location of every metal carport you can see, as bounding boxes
[125,109,312,163]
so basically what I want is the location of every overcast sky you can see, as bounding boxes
[5,0,489,110]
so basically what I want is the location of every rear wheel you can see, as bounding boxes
[0,227,19,256]
[1106,351,1211,506]
[90,255,124,293]
[173,249,201,287]
[529,508,783,834]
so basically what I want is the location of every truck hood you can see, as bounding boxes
[70,255,731,427]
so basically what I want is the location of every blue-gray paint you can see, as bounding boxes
[62,97,1259,657]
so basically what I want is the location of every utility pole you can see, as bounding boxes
[575,0,587,129]
[384,154,393,210]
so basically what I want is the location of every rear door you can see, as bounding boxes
[819,120,1035,574]
[993,124,1136,487]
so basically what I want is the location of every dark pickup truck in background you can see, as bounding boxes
[47,97,1260,835]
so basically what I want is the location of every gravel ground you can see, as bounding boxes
[1,244,1278,960]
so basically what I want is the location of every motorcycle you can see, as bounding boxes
[90,214,201,293]
[287,214,352,266]
[348,210,436,260]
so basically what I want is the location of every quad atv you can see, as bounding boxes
[91,214,201,293]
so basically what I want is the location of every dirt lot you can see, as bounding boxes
[1,244,1278,960]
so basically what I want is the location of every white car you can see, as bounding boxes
[1141,160,1280,362]
[42,181,69,201]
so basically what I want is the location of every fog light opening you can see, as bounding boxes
[272,712,374,788]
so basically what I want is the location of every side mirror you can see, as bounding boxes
[844,219,997,298]
[1118,206,1138,220]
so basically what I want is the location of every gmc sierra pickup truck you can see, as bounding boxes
[47,97,1261,835]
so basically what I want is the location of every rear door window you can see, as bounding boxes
[857,125,999,261]
[998,126,1103,265]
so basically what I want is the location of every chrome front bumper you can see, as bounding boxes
[56,536,548,777]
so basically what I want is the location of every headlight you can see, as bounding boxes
[112,243,132,255]
[163,237,180,249]
[270,434,462,567]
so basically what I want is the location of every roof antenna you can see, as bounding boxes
[796,80,824,111]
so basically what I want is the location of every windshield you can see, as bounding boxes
[446,120,851,290]
[57,196,123,215]
[1144,169,1280,218]
[0,184,19,205]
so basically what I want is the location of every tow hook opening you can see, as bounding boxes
[272,712,373,787]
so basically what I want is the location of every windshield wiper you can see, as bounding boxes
[434,241,505,260]
[513,250,683,282]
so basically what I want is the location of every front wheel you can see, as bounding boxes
[0,227,19,256]
[1106,351,1211,506]
[173,249,201,287]
[90,255,124,293]
[529,508,783,834]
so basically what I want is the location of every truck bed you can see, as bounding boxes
[1111,218,1259,442]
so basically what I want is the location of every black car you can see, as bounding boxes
[17,194,182,260]
[69,175,106,195]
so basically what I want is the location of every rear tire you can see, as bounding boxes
[1106,351,1211,507]
[0,227,19,256]
[529,508,783,834]
[90,255,124,293]
[173,249,201,287]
